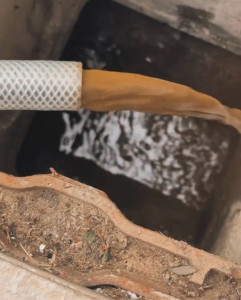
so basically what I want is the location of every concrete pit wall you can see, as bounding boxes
[113,0,241,56]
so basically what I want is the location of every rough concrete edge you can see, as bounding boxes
[212,202,241,263]
[200,138,241,263]
[112,0,241,56]
[197,136,241,257]
[0,252,108,300]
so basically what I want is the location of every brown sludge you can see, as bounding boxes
[0,172,240,300]
[81,70,241,134]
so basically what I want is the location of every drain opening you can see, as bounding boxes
[15,0,238,248]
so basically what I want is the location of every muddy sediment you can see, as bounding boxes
[0,184,240,300]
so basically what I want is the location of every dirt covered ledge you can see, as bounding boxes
[0,170,240,299]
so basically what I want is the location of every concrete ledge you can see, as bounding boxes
[0,252,107,300]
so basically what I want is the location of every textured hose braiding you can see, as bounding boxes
[0,60,82,110]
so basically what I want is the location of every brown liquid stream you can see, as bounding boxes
[81,70,241,134]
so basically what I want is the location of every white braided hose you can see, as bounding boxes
[2,61,241,138]
[0,60,82,110]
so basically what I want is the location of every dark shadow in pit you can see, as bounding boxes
[16,0,241,246]
[16,111,201,244]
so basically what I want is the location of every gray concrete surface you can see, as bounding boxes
[200,139,241,263]
[0,252,107,300]
[212,202,241,263]
[0,0,88,59]
[113,0,241,56]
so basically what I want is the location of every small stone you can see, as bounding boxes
[102,248,110,262]
[187,291,196,298]
[163,273,170,280]
[127,291,138,299]
[231,268,241,280]
[39,244,46,254]
[171,265,196,276]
